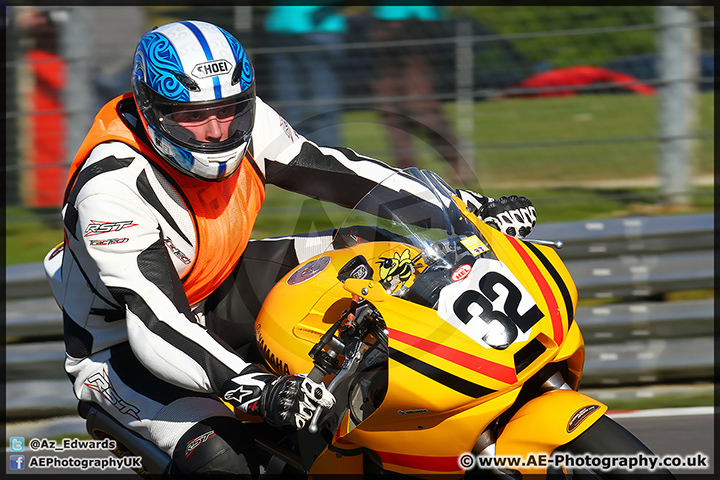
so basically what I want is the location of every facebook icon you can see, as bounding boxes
[9,455,25,470]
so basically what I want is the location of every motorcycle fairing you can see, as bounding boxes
[494,389,608,476]
[252,170,587,476]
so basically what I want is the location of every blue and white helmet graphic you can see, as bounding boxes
[132,21,255,181]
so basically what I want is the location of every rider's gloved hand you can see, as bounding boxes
[456,189,492,216]
[480,195,536,238]
[222,365,335,430]
[457,190,537,239]
[260,374,335,429]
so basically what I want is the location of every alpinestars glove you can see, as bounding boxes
[480,195,536,238]
[221,366,335,430]
[260,374,335,429]
[221,364,275,415]
[457,189,537,239]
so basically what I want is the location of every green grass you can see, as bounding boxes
[341,92,714,188]
[580,383,715,411]
[10,184,712,266]
[599,392,715,411]
[6,92,714,265]
[6,207,64,265]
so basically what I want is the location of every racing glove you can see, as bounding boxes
[457,190,537,239]
[222,365,335,430]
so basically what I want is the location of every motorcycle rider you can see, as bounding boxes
[46,20,536,476]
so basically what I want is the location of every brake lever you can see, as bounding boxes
[308,340,365,434]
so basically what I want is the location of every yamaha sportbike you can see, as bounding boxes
[80,169,674,478]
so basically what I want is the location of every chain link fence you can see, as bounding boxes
[5,6,714,220]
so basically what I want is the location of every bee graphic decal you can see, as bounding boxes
[377,249,414,290]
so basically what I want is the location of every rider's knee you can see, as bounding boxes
[171,416,259,477]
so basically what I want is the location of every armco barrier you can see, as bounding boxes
[5,213,714,419]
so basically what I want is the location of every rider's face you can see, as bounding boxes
[173,104,235,143]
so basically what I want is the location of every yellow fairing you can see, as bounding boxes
[342,389,521,477]
[254,198,592,476]
[495,389,608,475]
[256,242,415,376]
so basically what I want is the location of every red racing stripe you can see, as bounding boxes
[377,450,463,473]
[387,328,518,384]
[506,237,564,344]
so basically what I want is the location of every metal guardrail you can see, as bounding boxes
[5,213,714,419]
[531,212,714,260]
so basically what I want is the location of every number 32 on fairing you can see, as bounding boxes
[437,259,544,350]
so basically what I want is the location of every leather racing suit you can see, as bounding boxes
[46,92,453,473]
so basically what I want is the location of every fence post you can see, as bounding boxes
[656,6,699,207]
[59,7,92,168]
[455,19,475,173]
[233,6,253,33]
[5,9,22,205]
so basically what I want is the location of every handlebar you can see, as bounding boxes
[306,303,378,434]
[523,238,564,249]
[308,342,364,434]
[307,366,326,384]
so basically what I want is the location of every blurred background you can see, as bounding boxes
[4,5,715,447]
[5,6,714,239]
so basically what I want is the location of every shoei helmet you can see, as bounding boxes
[132,21,255,181]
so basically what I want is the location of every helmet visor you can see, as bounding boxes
[156,93,255,154]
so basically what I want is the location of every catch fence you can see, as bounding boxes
[4,6,714,216]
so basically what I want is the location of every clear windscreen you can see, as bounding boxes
[317,168,495,309]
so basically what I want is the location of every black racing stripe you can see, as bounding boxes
[68,155,133,205]
[265,143,378,209]
[136,170,193,246]
[524,242,575,327]
[108,343,216,406]
[89,308,125,323]
[64,155,134,239]
[136,238,193,318]
[389,348,495,399]
[63,311,94,359]
[64,204,79,240]
[63,162,84,204]
[244,140,265,184]
[107,286,238,393]
[265,143,447,227]
[65,244,123,308]
[140,161,198,282]
[335,145,402,171]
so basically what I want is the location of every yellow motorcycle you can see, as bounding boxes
[81,168,674,478]
[238,169,674,478]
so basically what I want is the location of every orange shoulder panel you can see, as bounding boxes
[66,93,265,305]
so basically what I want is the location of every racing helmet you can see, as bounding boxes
[131,20,255,181]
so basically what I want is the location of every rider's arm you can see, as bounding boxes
[252,97,438,206]
[252,97,536,237]
[251,97,452,225]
